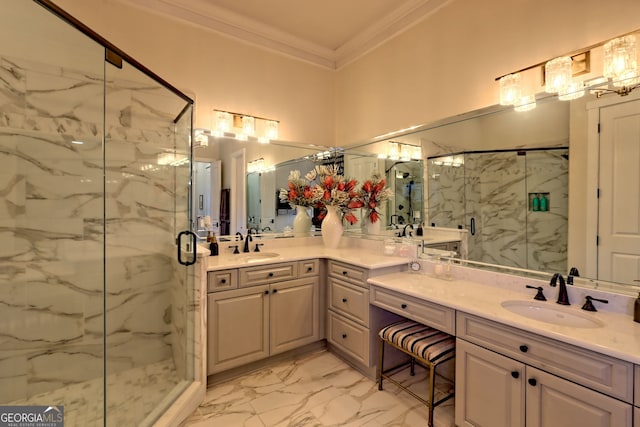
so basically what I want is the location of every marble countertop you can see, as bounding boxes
[204,242,412,271]
[368,272,640,365]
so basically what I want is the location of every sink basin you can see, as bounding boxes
[501,300,604,328]
[237,252,280,263]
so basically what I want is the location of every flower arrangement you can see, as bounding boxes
[358,173,393,223]
[278,170,319,208]
[305,164,361,225]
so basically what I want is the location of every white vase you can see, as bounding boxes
[321,205,343,249]
[293,205,311,234]
[364,216,382,235]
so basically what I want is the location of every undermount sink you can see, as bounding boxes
[501,300,604,328]
[237,252,280,263]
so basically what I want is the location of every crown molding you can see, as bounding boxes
[116,0,444,70]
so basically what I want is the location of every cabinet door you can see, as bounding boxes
[634,407,639,427]
[207,285,269,375]
[270,277,319,355]
[526,366,633,427]
[455,339,525,427]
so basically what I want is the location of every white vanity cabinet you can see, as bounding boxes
[456,312,634,427]
[207,260,320,375]
[327,260,404,375]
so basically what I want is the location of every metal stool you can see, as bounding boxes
[377,320,455,427]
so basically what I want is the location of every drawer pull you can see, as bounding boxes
[220,278,226,284]
[268,272,274,277]
[272,289,278,294]
[342,271,348,275]
[264,290,269,295]
[519,345,528,353]
[307,266,313,272]
[342,298,348,303]
[401,303,408,309]
[342,333,347,339]
[528,378,537,386]
[511,371,520,379]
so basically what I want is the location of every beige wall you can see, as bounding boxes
[53,0,335,147]
[335,0,640,146]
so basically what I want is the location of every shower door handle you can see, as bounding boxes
[177,230,197,266]
[470,217,476,236]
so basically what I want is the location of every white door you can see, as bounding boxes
[598,99,640,285]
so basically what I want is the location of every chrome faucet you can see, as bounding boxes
[550,273,569,305]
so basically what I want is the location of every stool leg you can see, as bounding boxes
[377,337,385,391]
[428,363,436,427]
[410,357,415,376]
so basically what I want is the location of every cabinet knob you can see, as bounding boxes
[220,279,226,284]
[272,289,278,294]
[342,333,347,339]
[268,272,274,277]
[511,371,520,379]
[401,304,408,309]
[342,298,347,303]
[519,345,528,353]
[264,290,269,295]
[307,267,313,272]
[342,271,348,275]
[528,378,537,386]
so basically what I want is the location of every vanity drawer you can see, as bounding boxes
[207,269,238,292]
[370,286,455,335]
[328,311,369,366]
[298,259,319,277]
[457,312,634,403]
[328,260,368,285]
[635,365,639,406]
[239,262,298,287]
[329,277,369,327]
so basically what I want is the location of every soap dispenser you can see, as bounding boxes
[532,195,540,211]
[634,292,640,323]
[210,232,219,256]
[540,194,548,211]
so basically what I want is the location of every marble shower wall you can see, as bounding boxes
[428,149,568,272]
[0,54,192,403]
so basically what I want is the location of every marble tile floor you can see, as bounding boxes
[182,351,455,427]
[7,358,183,427]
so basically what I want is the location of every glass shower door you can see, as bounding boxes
[103,56,193,426]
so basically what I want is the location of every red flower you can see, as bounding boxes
[344,212,358,225]
[324,175,333,189]
[288,182,295,190]
[337,182,345,191]
[348,200,364,209]
[288,189,297,200]
[369,210,379,223]
[323,190,331,200]
[368,201,376,209]
[362,180,372,193]
[303,187,312,198]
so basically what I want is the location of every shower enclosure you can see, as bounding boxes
[428,148,568,272]
[1,1,197,425]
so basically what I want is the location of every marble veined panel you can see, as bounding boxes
[465,152,527,268]
[428,162,465,228]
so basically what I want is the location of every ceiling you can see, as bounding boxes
[119,0,447,69]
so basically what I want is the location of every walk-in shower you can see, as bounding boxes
[0,1,197,425]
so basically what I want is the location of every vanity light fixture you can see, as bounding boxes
[157,151,189,166]
[194,129,208,147]
[544,56,573,94]
[212,109,280,142]
[247,157,270,173]
[603,35,638,87]
[499,73,522,105]
[496,30,640,108]
[381,141,421,160]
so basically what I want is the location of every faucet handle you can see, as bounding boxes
[581,295,608,312]
[254,243,264,252]
[228,245,239,254]
[526,285,547,301]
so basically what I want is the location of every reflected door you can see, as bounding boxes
[598,99,640,285]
